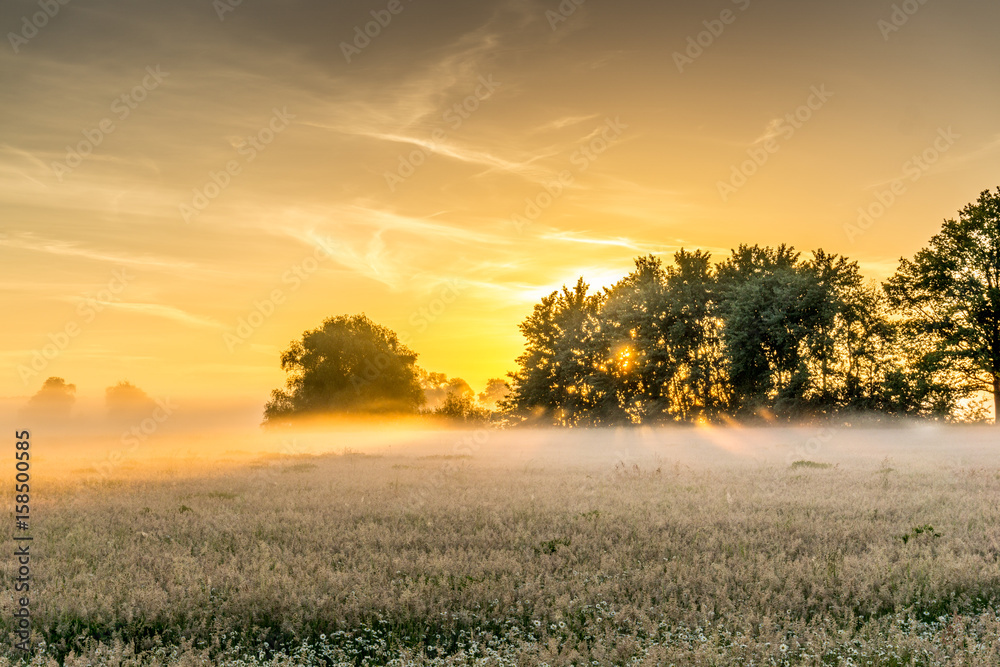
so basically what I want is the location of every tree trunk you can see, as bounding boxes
[995,374,999,425]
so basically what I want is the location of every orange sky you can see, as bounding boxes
[2,0,999,408]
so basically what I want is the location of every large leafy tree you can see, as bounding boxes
[885,188,1000,422]
[714,245,829,418]
[263,314,424,424]
[595,252,724,423]
[595,255,673,424]
[504,278,604,426]
[663,249,726,420]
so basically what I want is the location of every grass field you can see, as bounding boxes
[3,425,1000,666]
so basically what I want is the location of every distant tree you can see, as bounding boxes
[477,378,511,411]
[836,280,900,412]
[434,391,491,424]
[105,381,155,420]
[23,377,75,418]
[263,314,424,424]
[419,371,474,411]
[885,188,1000,423]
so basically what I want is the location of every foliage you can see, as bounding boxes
[22,376,76,418]
[263,314,424,424]
[506,188,1000,425]
[105,381,155,421]
[885,187,1000,420]
[433,391,491,424]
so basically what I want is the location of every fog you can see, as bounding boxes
[4,391,994,485]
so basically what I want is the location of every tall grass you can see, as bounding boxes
[2,434,1000,665]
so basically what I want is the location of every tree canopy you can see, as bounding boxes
[105,381,155,421]
[22,377,76,418]
[263,314,424,424]
[885,187,1000,420]
[504,231,991,425]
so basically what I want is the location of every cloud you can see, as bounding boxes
[531,114,602,134]
[753,118,786,145]
[0,232,198,272]
[107,302,222,329]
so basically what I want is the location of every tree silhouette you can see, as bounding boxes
[505,278,603,426]
[504,237,986,425]
[23,377,76,419]
[263,314,424,424]
[105,381,155,421]
[419,371,474,411]
[478,378,511,411]
[885,188,1000,423]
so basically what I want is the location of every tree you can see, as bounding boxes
[505,278,604,426]
[23,377,76,418]
[434,391,491,424]
[419,371,474,411]
[263,314,424,424]
[477,378,511,411]
[714,245,828,419]
[591,252,724,424]
[595,255,672,424]
[105,381,155,421]
[662,249,726,421]
[885,188,1000,423]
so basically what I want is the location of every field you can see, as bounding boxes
[3,425,1000,666]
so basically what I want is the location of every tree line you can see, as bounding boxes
[263,188,1000,426]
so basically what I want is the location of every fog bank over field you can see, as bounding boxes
[11,412,996,483]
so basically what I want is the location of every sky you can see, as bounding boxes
[2,0,999,408]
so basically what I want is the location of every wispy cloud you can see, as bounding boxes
[531,114,602,134]
[108,302,222,329]
[0,233,198,272]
